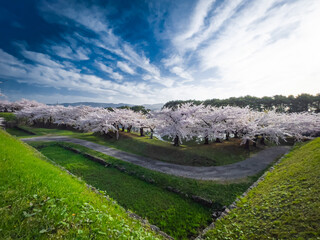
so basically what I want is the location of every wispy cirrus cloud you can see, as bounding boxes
[170,66,193,81]
[0,48,156,103]
[117,61,135,75]
[38,0,165,86]
[173,0,216,53]
[159,0,320,98]
[52,45,90,60]
[196,0,320,96]
[1,0,319,104]
[21,49,63,68]
[95,61,123,82]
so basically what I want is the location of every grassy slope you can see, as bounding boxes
[6,127,31,137]
[34,143,211,239]
[0,130,162,239]
[10,125,261,166]
[30,141,258,208]
[205,138,320,240]
[8,125,77,137]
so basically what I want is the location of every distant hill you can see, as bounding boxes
[141,103,164,110]
[51,102,164,110]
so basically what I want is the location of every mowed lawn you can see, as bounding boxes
[0,130,162,239]
[204,137,320,239]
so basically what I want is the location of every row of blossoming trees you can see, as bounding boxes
[1,99,319,147]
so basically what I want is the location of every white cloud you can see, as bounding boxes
[39,1,108,33]
[0,49,24,66]
[170,66,193,81]
[5,0,320,104]
[117,61,135,75]
[95,61,123,81]
[197,0,320,97]
[174,0,215,44]
[172,0,244,53]
[21,50,63,68]
[52,45,90,60]
[142,74,174,88]
[158,0,320,99]
[184,0,243,51]
[0,48,157,102]
[39,0,162,83]
[162,55,183,67]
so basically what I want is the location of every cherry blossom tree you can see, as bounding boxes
[77,108,117,136]
[195,105,233,144]
[8,98,319,147]
[155,103,201,146]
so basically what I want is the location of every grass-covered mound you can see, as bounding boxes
[204,138,320,239]
[32,142,211,239]
[0,130,163,239]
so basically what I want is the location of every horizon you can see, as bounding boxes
[2,92,319,106]
[0,0,320,104]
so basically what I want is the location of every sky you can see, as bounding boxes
[0,0,319,104]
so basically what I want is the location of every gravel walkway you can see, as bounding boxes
[22,136,291,181]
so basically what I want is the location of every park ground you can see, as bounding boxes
[1,113,319,239]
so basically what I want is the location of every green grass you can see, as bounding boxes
[6,126,37,137]
[6,127,32,137]
[10,125,263,166]
[18,125,78,136]
[0,130,163,239]
[0,112,16,121]
[204,138,320,240]
[30,141,259,209]
[32,143,212,239]
[79,132,259,166]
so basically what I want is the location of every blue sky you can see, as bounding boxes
[0,0,319,104]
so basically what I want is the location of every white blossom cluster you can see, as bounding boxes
[1,99,319,146]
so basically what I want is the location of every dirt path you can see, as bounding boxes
[22,136,291,181]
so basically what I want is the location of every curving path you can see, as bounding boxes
[22,136,291,181]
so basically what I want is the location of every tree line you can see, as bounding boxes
[2,99,319,149]
[163,93,320,113]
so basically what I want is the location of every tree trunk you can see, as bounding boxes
[260,137,265,145]
[226,132,230,141]
[245,139,250,149]
[173,135,179,146]
[204,136,209,145]
[122,126,125,132]
[127,126,132,133]
[253,135,258,147]
[215,138,221,143]
[150,130,153,139]
[234,131,239,138]
[116,131,119,140]
[140,127,144,136]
